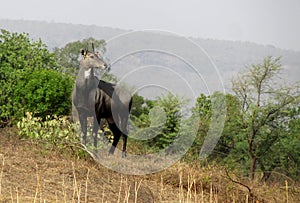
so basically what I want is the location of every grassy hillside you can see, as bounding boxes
[0,19,299,202]
[0,128,299,202]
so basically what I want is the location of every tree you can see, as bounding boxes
[183,94,211,161]
[151,94,183,149]
[232,56,300,181]
[190,93,243,163]
[54,37,117,82]
[0,29,62,126]
[208,94,245,163]
[54,37,107,76]
[191,58,300,181]
[280,105,300,180]
[130,94,184,151]
[130,94,153,119]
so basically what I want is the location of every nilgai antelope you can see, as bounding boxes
[73,45,132,157]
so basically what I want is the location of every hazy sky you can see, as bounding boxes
[1,0,300,51]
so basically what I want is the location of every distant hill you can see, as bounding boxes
[1,19,299,99]
[0,19,126,49]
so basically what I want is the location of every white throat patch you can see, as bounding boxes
[84,69,92,79]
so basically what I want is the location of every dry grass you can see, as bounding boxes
[0,128,299,203]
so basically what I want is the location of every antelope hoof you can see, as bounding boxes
[122,151,127,158]
[109,146,115,155]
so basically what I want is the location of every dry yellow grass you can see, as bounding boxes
[0,128,299,202]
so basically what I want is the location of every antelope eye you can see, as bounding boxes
[90,55,94,59]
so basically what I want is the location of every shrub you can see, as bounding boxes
[16,112,90,158]
[14,69,74,119]
[130,94,184,152]
[0,29,66,126]
[16,112,116,158]
[17,112,79,146]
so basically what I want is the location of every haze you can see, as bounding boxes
[1,0,300,51]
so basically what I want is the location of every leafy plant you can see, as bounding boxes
[0,29,66,126]
[231,56,300,181]
[14,69,73,119]
[130,94,184,151]
[17,112,78,143]
[16,112,88,158]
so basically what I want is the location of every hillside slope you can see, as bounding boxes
[0,128,299,202]
[0,128,157,202]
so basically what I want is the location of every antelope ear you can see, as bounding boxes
[81,49,86,56]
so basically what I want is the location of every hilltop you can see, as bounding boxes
[1,19,299,96]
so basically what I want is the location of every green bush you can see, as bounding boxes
[16,112,116,158]
[0,29,72,126]
[130,94,184,151]
[17,112,78,143]
[16,112,87,157]
[14,69,73,119]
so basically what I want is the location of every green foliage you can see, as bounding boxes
[184,94,212,161]
[189,93,237,162]
[14,69,74,119]
[152,94,183,149]
[54,37,117,82]
[191,78,300,182]
[259,105,300,180]
[192,93,212,139]
[212,94,245,162]
[17,112,76,142]
[54,37,106,75]
[0,29,67,126]
[131,94,184,151]
[130,94,155,128]
[0,29,58,72]
[229,56,300,181]
[16,112,87,158]
[131,94,151,118]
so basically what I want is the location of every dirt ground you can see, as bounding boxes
[1,128,299,203]
[1,128,217,203]
[0,128,163,202]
